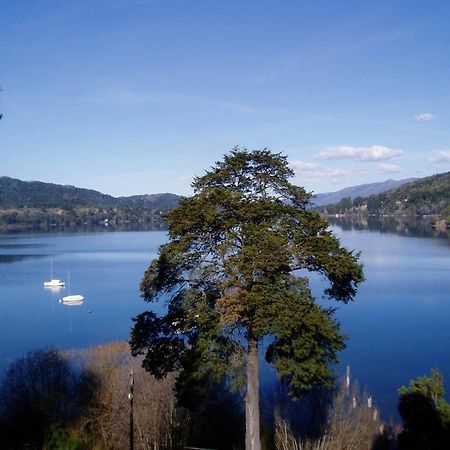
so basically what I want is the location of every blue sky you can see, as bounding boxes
[1,0,449,196]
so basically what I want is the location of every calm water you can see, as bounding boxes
[326,225,449,417]
[0,225,448,418]
[0,231,167,368]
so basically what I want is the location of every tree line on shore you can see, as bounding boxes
[0,205,170,232]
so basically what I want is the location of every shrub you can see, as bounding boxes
[398,369,450,449]
[0,348,94,447]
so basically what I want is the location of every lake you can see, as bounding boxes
[0,221,448,418]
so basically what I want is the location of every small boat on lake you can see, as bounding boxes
[61,294,84,303]
[60,295,84,306]
[44,259,65,288]
[44,279,65,287]
[60,272,84,303]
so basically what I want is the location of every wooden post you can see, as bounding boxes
[129,370,134,450]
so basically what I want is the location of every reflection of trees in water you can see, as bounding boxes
[0,221,169,234]
[0,254,48,264]
[0,243,47,249]
[327,215,449,240]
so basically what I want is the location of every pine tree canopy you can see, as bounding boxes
[130,148,364,400]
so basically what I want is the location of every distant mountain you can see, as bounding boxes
[312,178,417,207]
[0,176,182,231]
[120,193,181,210]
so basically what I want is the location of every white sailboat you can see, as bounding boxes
[60,272,84,304]
[44,259,65,288]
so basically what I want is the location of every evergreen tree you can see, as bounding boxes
[398,369,450,449]
[130,148,364,450]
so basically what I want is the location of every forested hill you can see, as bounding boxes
[0,176,181,231]
[318,171,450,219]
[0,177,114,208]
[0,177,180,210]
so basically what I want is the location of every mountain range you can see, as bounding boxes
[0,175,421,210]
[0,173,448,231]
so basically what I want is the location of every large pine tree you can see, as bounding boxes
[130,148,364,449]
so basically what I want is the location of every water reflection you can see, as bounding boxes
[327,215,449,240]
[0,243,47,249]
[0,254,48,264]
[59,298,85,333]
[1,222,168,234]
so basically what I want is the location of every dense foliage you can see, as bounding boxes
[398,369,450,449]
[0,349,94,448]
[130,148,364,449]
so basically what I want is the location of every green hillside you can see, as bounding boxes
[365,172,449,216]
[318,172,450,221]
[0,177,118,209]
[0,177,181,231]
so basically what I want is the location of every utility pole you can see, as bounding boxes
[129,370,134,450]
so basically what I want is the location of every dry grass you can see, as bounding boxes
[67,342,187,449]
[275,380,385,450]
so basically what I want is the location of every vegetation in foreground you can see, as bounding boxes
[1,346,449,449]
[0,344,190,449]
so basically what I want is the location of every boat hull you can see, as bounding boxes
[61,299,84,306]
[44,279,65,287]
[61,294,84,302]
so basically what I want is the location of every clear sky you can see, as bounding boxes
[1,0,449,196]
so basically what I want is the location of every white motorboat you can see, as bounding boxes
[44,259,65,288]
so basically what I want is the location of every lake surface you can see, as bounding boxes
[0,223,448,418]
[0,231,167,368]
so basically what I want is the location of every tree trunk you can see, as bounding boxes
[245,336,261,450]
